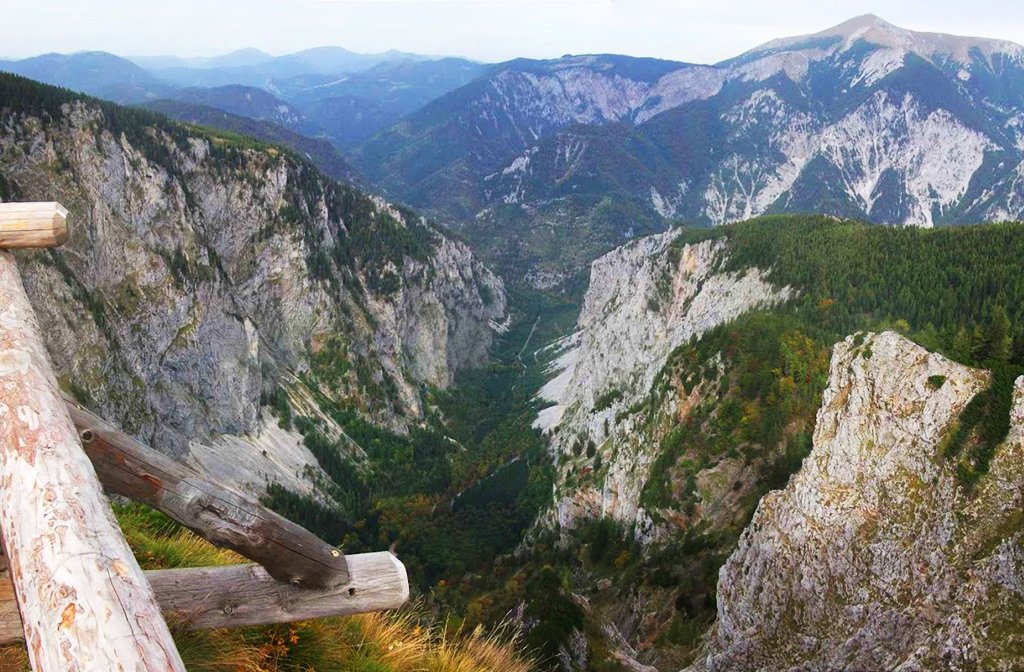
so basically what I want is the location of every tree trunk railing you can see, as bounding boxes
[0,551,407,644]
[0,202,409,669]
[65,395,351,589]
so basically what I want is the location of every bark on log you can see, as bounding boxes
[0,552,408,644]
[0,251,185,670]
[0,202,69,248]
[64,396,350,589]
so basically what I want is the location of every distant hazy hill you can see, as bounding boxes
[145,46,433,89]
[129,48,276,71]
[0,51,173,102]
[160,84,318,136]
[140,99,361,185]
[273,57,486,146]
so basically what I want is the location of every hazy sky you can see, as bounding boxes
[2,0,1024,64]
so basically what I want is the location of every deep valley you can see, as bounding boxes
[3,11,1024,672]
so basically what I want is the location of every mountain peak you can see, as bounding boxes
[747,13,1023,64]
[820,14,921,50]
[833,13,896,31]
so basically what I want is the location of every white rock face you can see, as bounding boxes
[537,231,792,531]
[689,332,1024,671]
[186,374,365,501]
[702,88,816,224]
[851,48,906,87]
[970,158,1024,222]
[635,66,728,123]
[818,91,992,226]
[701,88,993,227]
[187,415,328,502]
[475,65,650,144]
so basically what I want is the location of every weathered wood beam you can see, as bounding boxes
[0,251,185,670]
[0,552,408,644]
[64,395,350,589]
[0,202,69,248]
[151,551,408,629]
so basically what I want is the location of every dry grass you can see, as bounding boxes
[0,505,535,671]
[114,504,246,570]
[426,621,534,672]
[0,646,27,672]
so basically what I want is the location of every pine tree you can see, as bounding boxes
[1013,330,1024,365]
[951,326,973,362]
[986,307,1012,362]
[972,325,988,361]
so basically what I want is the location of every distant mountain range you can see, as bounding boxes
[350,15,1024,283]
[4,15,1024,288]
[0,51,175,101]
[144,46,436,89]
[271,58,487,146]
[0,46,484,148]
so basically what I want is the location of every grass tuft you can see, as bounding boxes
[0,504,534,671]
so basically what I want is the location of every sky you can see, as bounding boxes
[2,0,1024,64]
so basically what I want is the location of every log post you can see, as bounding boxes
[0,202,68,248]
[64,395,350,589]
[0,203,185,670]
[0,552,409,645]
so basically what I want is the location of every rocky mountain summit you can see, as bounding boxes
[752,13,1024,65]
[0,74,505,495]
[689,332,1024,671]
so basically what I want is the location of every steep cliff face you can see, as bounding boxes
[536,230,792,532]
[0,77,506,484]
[690,332,1024,671]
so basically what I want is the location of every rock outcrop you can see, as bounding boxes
[0,85,505,494]
[537,230,791,532]
[689,332,1024,671]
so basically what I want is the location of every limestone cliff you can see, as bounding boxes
[536,230,792,533]
[689,332,1024,671]
[0,78,505,495]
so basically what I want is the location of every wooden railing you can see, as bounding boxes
[0,202,408,668]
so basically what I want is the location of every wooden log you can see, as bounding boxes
[64,396,350,589]
[151,552,407,629]
[0,202,69,248]
[0,252,185,670]
[0,552,408,644]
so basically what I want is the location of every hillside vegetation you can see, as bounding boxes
[0,504,534,672]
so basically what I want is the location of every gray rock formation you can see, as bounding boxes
[536,230,791,533]
[0,96,505,482]
[689,332,1024,671]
